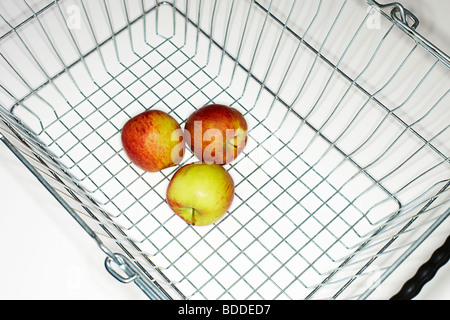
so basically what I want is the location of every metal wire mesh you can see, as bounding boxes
[0,0,449,299]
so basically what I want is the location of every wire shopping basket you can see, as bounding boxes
[0,0,449,300]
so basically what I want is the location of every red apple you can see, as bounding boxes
[166,162,235,226]
[184,104,248,165]
[121,110,184,172]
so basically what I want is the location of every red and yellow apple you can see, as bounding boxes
[166,162,235,226]
[184,104,248,165]
[121,110,184,172]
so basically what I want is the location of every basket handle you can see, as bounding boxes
[390,235,450,300]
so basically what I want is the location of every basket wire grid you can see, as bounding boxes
[0,0,449,299]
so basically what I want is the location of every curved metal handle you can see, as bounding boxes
[391,235,450,300]
[105,253,171,300]
[369,1,419,29]
[367,0,450,68]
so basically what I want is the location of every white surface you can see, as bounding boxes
[0,140,147,300]
[0,0,449,300]
[398,0,450,54]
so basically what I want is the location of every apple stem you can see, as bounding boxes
[192,208,196,226]
[227,138,239,149]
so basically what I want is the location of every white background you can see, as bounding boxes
[0,0,449,300]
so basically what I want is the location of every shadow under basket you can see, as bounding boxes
[0,0,449,299]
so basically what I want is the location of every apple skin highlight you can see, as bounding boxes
[121,110,184,172]
[166,163,235,226]
[184,104,248,165]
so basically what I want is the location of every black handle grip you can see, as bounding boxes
[390,235,450,300]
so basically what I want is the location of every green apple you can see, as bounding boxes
[166,162,235,226]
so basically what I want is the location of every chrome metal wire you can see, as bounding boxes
[0,0,448,299]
